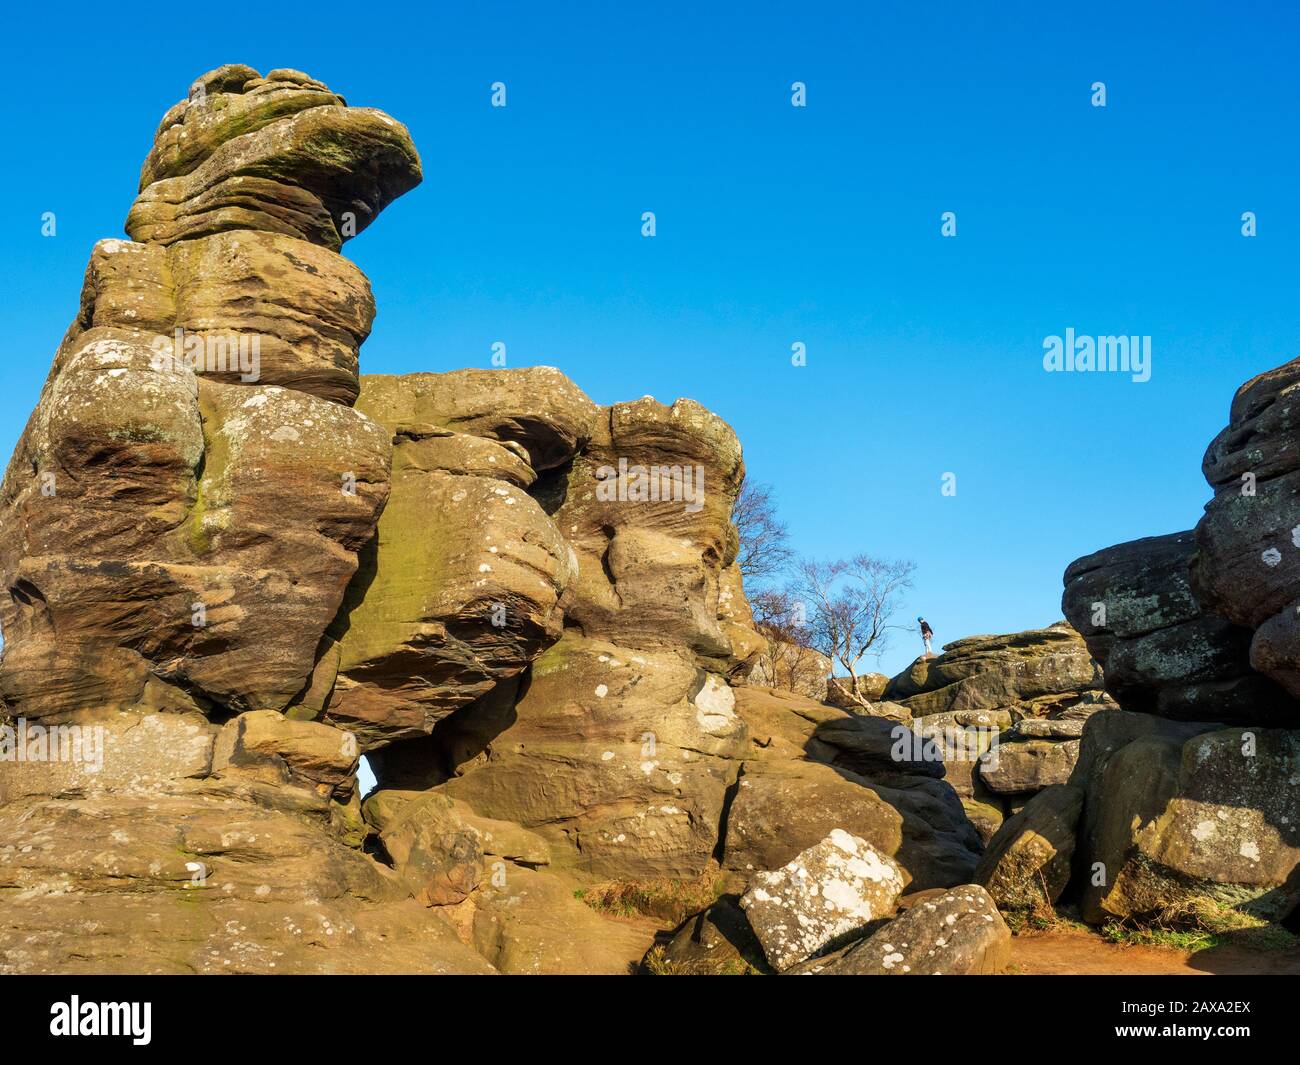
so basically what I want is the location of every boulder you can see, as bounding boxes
[978,738,1080,795]
[213,710,359,797]
[974,783,1083,909]
[1063,531,1292,723]
[800,884,1011,975]
[826,672,890,707]
[1191,359,1300,703]
[722,758,981,891]
[1082,728,1300,923]
[740,830,905,971]
[374,792,485,906]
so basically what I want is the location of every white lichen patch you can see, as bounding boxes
[740,830,905,971]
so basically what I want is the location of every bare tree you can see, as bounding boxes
[750,588,827,696]
[792,555,916,709]
[732,481,792,586]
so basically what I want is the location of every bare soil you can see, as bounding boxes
[1007,926,1300,975]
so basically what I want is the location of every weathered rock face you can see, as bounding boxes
[723,688,983,891]
[1191,359,1300,700]
[0,66,458,974]
[799,884,1011,976]
[740,830,905,971]
[1,66,1050,976]
[127,65,421,251]
[974,783,1082,910]
[883,625,1108,720]
[1081,727,1300,923]
[321,371,589,749]
[1063,531,1291,724]
[1051,357,1300,931]
[0,65,414,724]
[874,625,1113,832]
[360,388,761,884]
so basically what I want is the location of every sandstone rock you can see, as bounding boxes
[325,453,572,750]
[978,738,1080,795]
[974,784,1083,909]
[722,759,981,891]
[801,884,1011,975]
[826,672,889,706]
[1191,359,1300,702]
[0,281,393,720]
[812,714,945,783]
[127,70,421,250]
[718,570,768,680]
[657,896,771,975]
[882,625,1108,721]
[740,830,905,971]
[0,787,492,974]
[430,635,745,881]
[0,710,215,802]
[375,792,485,906]
[358,368,599,475]
[469,866,656,975]
[1082,728,1300,923]
[70,230,378,404]
[213,710,358,797]
[962,799,1006,847]
[1063,531,1292,723]
[554,397,745,663]
[731,685,845,761]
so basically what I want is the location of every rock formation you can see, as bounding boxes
[977,361,1300,928]
[11,63,1289,977]
[0,67,990,975]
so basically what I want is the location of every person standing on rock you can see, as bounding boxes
[918,617,934,657]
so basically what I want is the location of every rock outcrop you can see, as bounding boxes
[1017,355,1300,933]
[1063,531,1291,724]
[1,67,998,976]
[1192,360,1300,700]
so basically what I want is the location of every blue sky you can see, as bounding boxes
[2,1,1297,679]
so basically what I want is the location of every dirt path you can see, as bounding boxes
[1008,928,1300,975]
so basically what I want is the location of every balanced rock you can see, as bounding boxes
[127,66,421,250]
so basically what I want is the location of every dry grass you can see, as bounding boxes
[1100,897,1298,954]
[641,944,761,976]
[574,865,726,926]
